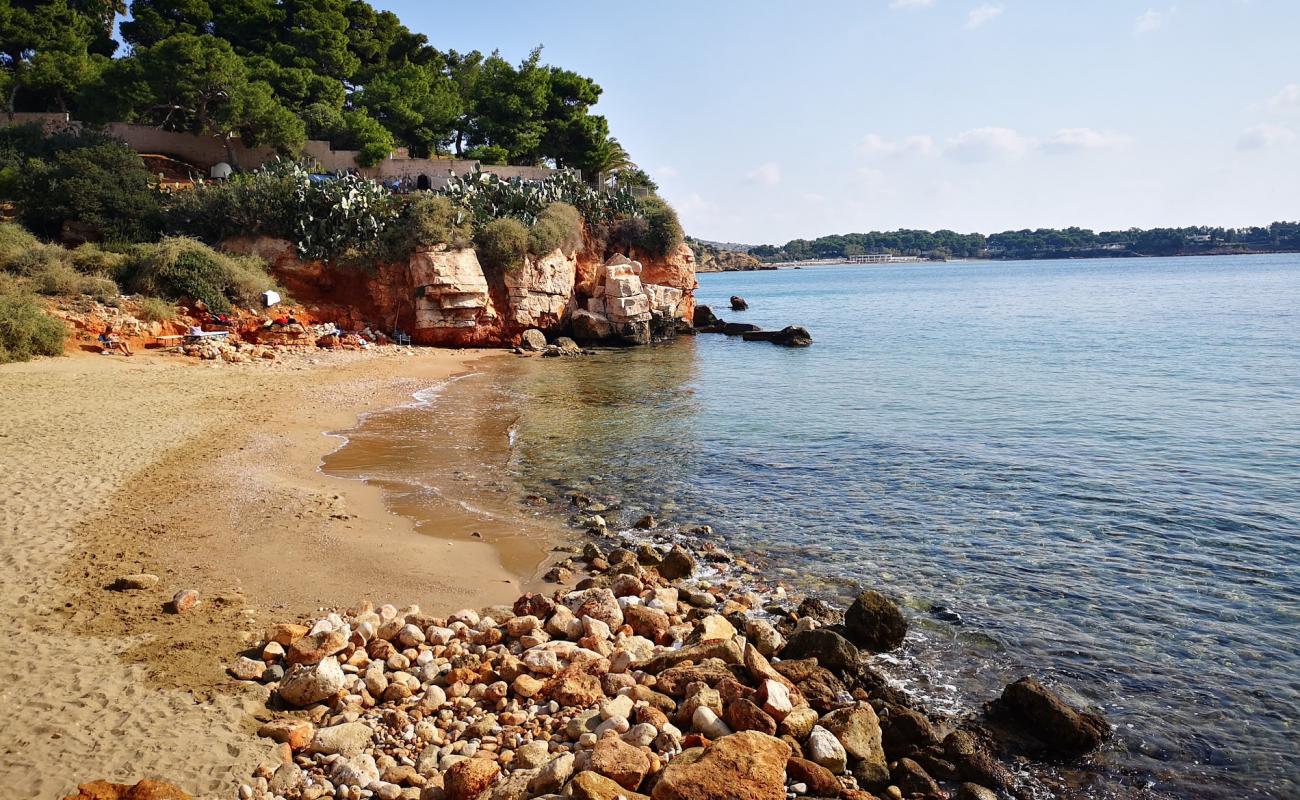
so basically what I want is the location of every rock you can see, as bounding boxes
[636,638,743,674]
[943,730,1017,793]
[634,513,656,529]
[529,753,576,794]
[267,762,305,797]
[820,705,887,786]
[111,574,159,590]
[725,698,777,736]
[656,546,695,580]
[590,734,652,790]
[729,296,749,311]
[893,758,942,798]
[993,676,1111,756]
[781,629,859,674]
[445,758,499,800]
[779,706,819,741]
[693,305,722,328]
[257,719,315,750]
[308,721,374,756]
[567,771,650,800]
[721,322,760,336]
[843,590,907,652]
[688,615,736,643]
[651,731,791,800]
[571,309,612,340]
[285,628,348,665]
[62,780,193,800]
[169,589,198,613]
[744,618,784,657]
[278,656,346,707]
[331,754,380,788]
[624,605,671,643]
[545,667,605,707]
[880,707,939,759]
[692,706,732,739]
[785,757,840,797]
[265,622,309,646]
[512,673,546,698]
[513,740,551,770]
[956,783,999,800]
[563,588,624,629]
[520,329,547,351]
[740,326,812,347]
[806,726,847,774]
[228,656,265,681]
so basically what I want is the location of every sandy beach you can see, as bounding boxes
[0,346,559,799]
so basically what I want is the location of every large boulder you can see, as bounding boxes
[820,704,888,786]
[278,656,345,707]
[519,328,547,351]
[409,246,498,337]
[693,305,722,328]
[445,758,500,800]
[570,309,612,340]
[843,590,907,652]
[651,731,791,800]
[781,629,859,674]
[991,677,1111,757]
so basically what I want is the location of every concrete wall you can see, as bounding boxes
[1,112,561,183]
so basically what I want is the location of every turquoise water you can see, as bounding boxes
[432,254,1299,798]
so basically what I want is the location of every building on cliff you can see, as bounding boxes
[0,112,557,187]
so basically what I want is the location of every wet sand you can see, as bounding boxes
[0,346,559,799]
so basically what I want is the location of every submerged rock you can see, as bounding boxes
[693,305,722,328]
[730,295,749,310]
[740,325,812,347]
[990,676,1111,757]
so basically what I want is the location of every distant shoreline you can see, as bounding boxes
[729,248,1300,271]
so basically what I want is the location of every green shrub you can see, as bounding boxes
[0,287,66,363]
[31,259,83,295]
[80,276,121,305]
[386,195,472,256]
[474,217,528,272]
[0,223,43,271]
[69,243,128,276]
[136,296,177,322]
[527,202,583,257]
[119,237,275,313]
[18,140,161,243]
[633,196,684,257]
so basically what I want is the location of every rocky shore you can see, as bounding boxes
[217,519,1111,800]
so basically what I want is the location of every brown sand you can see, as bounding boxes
[0,347,561,799]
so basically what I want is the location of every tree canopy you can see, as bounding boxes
[1,0,636,174]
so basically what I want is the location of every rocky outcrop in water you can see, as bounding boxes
[222,236,696,349]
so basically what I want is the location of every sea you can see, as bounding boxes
[326,254,1300,799]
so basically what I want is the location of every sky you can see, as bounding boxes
[384,0,1300,244]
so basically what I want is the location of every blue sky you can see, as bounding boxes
[385,1,1299,243]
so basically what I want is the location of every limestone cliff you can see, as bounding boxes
[223,232,696,348]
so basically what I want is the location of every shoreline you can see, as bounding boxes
[0,346,558,799]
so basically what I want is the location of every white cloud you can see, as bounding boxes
[1043,128,1132,153]
[890,0,935,8]
[943,127,1032,162]
[966,4,1003,29]
[1237,124,1296,151]
[746,161,782,186]
[858,133,935,158]
[1134,8,1174,34]
[1266,83,1300,111]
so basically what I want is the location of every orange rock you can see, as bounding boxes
[265,623,309,646]
[64,779,194,800]
[257,718,315,750]
[651,731,791,800]
[444,758,499,800]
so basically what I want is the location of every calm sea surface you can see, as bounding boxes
[345,254,1300,798]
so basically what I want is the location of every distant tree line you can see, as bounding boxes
[751,222,1300,262]
[0,0,636,175]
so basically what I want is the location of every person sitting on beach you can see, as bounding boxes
[99,326,133,357]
